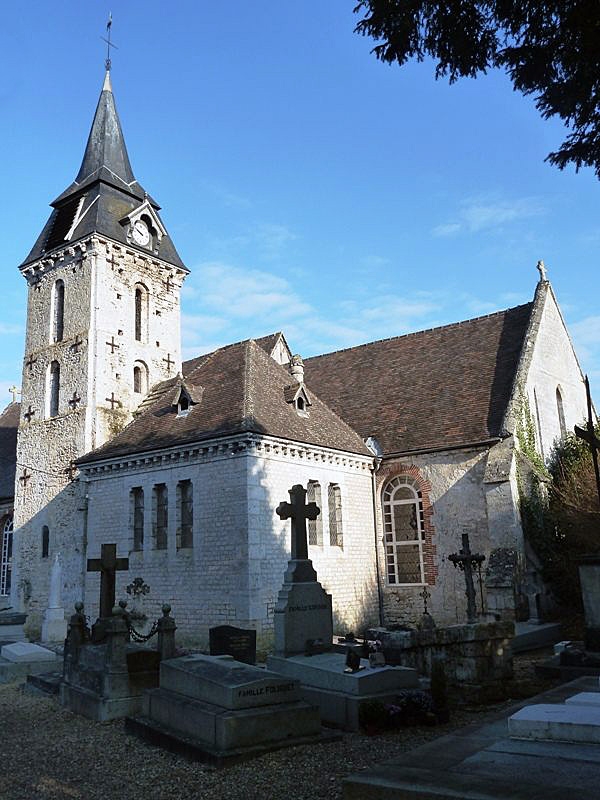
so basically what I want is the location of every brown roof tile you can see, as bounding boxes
[79,339,370,464]
[303,303,534,454]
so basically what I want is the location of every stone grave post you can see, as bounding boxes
[42,553,68,643]
[157,604,177,660]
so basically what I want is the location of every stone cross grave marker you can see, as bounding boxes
[276,484,320,561]
[448,533,485,624]
[87,543,129,619]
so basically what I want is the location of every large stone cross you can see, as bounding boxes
[87,543,129,619]
[276,484,320,561]
[574,375,600,511]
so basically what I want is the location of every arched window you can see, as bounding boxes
[52,279,65,342]
[133,361,148,395]
[42,526,50,558]
[307,481,323,546]
[134,284,148,342]
[328,483,343,547]
[556,386,567,439]
[0,516,13,597]
[48,361,60,417]
[382,476,425,585]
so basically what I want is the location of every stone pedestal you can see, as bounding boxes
[127,654,333,764]
[273,559,332,657]
[41,607,67,644]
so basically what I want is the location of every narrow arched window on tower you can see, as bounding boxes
[52,279,65,342]
[48,361,60,417]
[42,526,50,558]
[133,361,148,395]
[556,386,567,439]
[135,288,142,341]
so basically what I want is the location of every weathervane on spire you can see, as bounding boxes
[101,12,118,71]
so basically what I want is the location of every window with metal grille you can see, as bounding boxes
[48,361,60,417]
[52,279,65,343]
[131,487,144,551]
[382,476,425,585]
[153,484,168,550]
[177,480,193,549]
[307,481,323,546]
[42,526,50,558]
[0,516,13,597]
[328,483,343,547]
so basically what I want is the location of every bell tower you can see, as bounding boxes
[12,69,188,624]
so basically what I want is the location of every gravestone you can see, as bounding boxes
[0,641,59,684]
[127,654,336,764]
[209,625,256,665]
[41,553,67,643]
[267,482,419,730]
[87,543,129,620]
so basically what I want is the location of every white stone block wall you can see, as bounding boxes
[245,439,378,639]
[523,287,587,461]
[81,435,377,645]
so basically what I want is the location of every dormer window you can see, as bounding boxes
[284,383,311,418]
[172,380,202,418]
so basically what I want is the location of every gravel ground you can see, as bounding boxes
[0,650,558,800]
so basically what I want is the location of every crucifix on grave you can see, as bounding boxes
[448,533,486,624]
[87,543,129,619]
[575,375,600,512]
[276,484,320,562]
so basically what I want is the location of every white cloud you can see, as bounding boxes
[570,316,600,347]
[432,195,545,237]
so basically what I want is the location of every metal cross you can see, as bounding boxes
[106,336,120,354]
[163,275,174,293]
[23,405,35,423]
[106,252,120,270]
[25,354,37,372]
[163,353,174,373]
[574,375,600,511]
[100,13,118,72]
[448,533,486,624]
[9,385,20,403]
[19,468,31,487]
[87,543,129,619]
[68,392,81,409]
[276,484,320,561]
[70,335,83,353]
[419,586,431,615]
[105,393,121,410]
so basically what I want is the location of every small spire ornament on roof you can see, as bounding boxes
[101,12,118,72]
[536,259,548,282]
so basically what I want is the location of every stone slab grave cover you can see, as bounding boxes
[1,642,58,664]
[509,702,600,744]
[127,653,335,764]
[267,483,419,731]
[209,625,256,665]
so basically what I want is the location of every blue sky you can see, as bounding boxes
[2,1,599,404]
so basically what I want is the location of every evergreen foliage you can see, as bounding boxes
[354,1,600,177]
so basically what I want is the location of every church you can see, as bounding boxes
[0,69,588,645]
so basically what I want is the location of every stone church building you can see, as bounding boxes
[0,70,588,643]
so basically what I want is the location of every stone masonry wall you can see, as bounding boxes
[81,435,377,647]
[376,448,491,628]
[13,233,186,627]
[245,439,378,643]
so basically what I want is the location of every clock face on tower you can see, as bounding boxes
[131,219,150,247]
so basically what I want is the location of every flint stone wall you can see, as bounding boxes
[369,621,514,688]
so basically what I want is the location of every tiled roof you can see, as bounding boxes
[0,403,19,502]
[303,303,534,454]
[79,338,371,464]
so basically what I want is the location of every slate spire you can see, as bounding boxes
[56,70,140,203]
[21,71,186,270]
